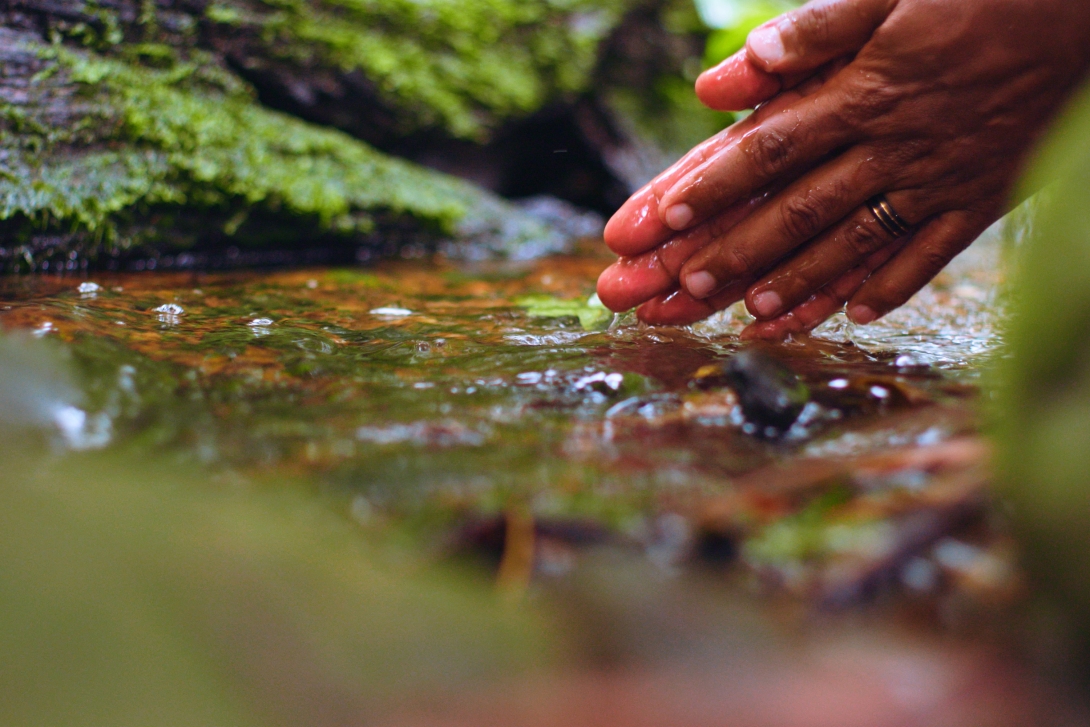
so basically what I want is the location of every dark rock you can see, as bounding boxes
[698,349,810,435]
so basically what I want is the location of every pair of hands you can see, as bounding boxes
[597,0,1090,338]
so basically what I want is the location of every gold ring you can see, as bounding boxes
[867,194,911,238]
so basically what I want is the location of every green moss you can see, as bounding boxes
[0,37,565,266]
[237,0,634,139]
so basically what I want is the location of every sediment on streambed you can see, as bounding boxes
[0,0,723,272]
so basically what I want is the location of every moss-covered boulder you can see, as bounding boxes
[0,0,725,270]
[0,0,674,271]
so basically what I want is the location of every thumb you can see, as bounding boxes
[746,0,895,74]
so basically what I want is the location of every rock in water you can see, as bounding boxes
[696,350,810,435]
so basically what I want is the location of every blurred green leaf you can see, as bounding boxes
[995,79,1090,663]
[516,293,612,330]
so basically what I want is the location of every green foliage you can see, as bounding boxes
[517,293,613,330]
[743,486,861,565]
[994,80,1090,660]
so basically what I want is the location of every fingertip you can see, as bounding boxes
[746,23,786,72]
[741,313,802,341]
[847,304,877,325]
[695,51,781,111]
[595,259,649,313]
[595,265,625,313]
[636,290,712,326]
[603,189,673,256]
[684,271,718,299]
[747,290,783,320]
[664,204,694,231]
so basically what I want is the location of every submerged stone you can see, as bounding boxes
[695,350,810,435]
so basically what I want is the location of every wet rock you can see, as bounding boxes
[693,350,810,435]
[0,0,713,268]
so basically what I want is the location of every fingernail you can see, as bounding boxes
[748,25,785,66]
[664,204,693,230]
[848,304,876,325]
[685,271,718,299]
[751,291,782,318]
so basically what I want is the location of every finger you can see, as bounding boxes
[605,70,837,256]
[746,0,894,74]
[636,282,751,327]
[678,145,888,300]
[697,51,850,112]
[744,190,925,320]
[846,211,989,324]
[695,50,782,112]
[658,88,860,232]
[742,236,906,340]
[597,193,773,311]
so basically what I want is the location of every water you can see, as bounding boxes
[0,234,1007,594]
[2,233,1051,722]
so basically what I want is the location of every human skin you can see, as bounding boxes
[599,0,1090,335]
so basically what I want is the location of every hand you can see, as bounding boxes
[601,0,1090,334]
[598,60,844,321]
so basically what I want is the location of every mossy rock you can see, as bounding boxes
[0,0,720,269]
[0,27,572,271]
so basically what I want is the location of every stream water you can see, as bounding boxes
[1,231,1043,723]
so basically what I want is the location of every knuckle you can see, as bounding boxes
[840,81,899,130]
[778,191,829,241]
[842,217,889,257]
[917,246,952,275]
[748,127,795,179]
[723,247,758,279]
[792,4,834,48]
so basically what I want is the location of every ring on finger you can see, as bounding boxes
[867,194,912,238]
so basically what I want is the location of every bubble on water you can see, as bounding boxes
[153,303,185,326]
[249,318,274,327]
[370,307,413,317]
[77,282,100,295]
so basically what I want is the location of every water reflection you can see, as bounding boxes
[0,236,1008,606]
